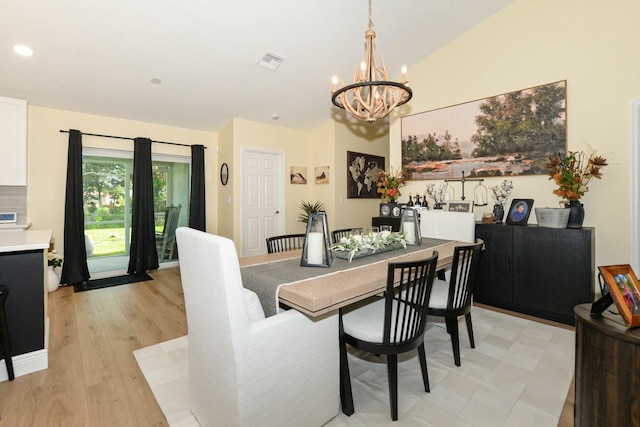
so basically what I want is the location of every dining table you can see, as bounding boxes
[240,237,460,317]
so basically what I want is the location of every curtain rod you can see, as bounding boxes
[59,129,206,149]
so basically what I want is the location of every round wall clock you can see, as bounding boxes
[220,163,229,185]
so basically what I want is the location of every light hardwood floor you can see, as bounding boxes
[0,269,574,426]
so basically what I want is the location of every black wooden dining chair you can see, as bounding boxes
[339,252,439,421]
[331,228,363,244]
[0,284,14,380]
[265,233,306,254]
[427,239,483,367]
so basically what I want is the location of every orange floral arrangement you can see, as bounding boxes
[376,168,409,203]
[546,147,608,201]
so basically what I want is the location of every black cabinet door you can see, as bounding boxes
[474,224,513,307]
[513,226,594,324]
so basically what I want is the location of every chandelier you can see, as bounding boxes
[331,0,412,123]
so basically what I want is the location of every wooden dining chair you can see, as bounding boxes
[427,239,483,367]
[339,252,439,421]
[331,228,363,244]
[265,233,306,253]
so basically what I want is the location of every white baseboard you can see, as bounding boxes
[0,348,48,382]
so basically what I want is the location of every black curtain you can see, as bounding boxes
[189,144,206,231]
[61,129,90,285]
[127,138,159,274]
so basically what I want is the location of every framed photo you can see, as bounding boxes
[347,151,384,198]
[315,166,330,184]
[598,265,640,327]
[401,80,566,180]
[290,166,307,184]
[506,199,533,225]
[446,200,473,213]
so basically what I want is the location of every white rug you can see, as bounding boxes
[134,306,574,427]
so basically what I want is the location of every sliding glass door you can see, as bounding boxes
[82,148,190,275]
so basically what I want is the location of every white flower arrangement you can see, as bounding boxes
[331,231,407,262]
[490,179,513,206]
[47,250,63,268]
[425,182,448,204]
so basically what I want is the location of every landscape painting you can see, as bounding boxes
[401,80,566,180]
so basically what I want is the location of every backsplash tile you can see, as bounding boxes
[0,186,28,224]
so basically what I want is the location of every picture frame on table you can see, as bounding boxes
[446,200,473,213]
[598,264,640,328]
[505,199,533,225]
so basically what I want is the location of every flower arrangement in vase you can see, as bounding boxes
[425,182,448,209]
[546,147,608,201]
[490,180,513,223]
[546,146,608,228]
[490,180,513,206]
[376,168,409,203]
[47,251,63,268]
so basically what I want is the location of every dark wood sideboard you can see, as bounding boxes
[574,304,640,427]
[474,223,595,325]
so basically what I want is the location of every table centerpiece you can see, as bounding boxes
[332,230,407,262]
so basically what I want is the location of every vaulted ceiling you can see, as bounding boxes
[2,0,515,132]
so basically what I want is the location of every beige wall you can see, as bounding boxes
[389,0,640,270]
[26,106,217,251]
[334,120,390,231]
[228,118,312,254]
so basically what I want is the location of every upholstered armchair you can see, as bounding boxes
[175,227,339,427]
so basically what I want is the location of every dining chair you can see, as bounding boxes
[427,239,483,367]
[331,228,363,244]
[175,227,340,427]
[266,233,306,253]
[156,205,181,262]
[339,252,439,421]
[419,210,475,243]
[0,284,14,380]
[420,210,475,280]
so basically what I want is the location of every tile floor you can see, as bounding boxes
[134,306,574,427]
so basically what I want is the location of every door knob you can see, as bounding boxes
[275,210,280,214]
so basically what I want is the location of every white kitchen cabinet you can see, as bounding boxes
[0,96,27,185]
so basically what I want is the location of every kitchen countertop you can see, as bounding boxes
[0,229,53,253]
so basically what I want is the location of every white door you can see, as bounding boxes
[242,149,284,257]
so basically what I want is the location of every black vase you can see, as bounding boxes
[433,202,443,210]
[566,200,585,229]
[493,204,505,223]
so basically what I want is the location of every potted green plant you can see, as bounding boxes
[298,200,325,225]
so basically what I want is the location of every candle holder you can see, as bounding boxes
[400,208,421,246]
[473,182,488,206]
[301,211,333,267]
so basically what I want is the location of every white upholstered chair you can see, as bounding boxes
[419,210,476,243]
[175,227,340,427]
[420,210,475,281]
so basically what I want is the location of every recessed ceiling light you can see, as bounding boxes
[272,114,280,120]
[150,78,162,84]
[13,45,33,57]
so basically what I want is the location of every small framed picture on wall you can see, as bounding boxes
[290,166,307,184]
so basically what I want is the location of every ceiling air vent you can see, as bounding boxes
[257,51,285,71]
